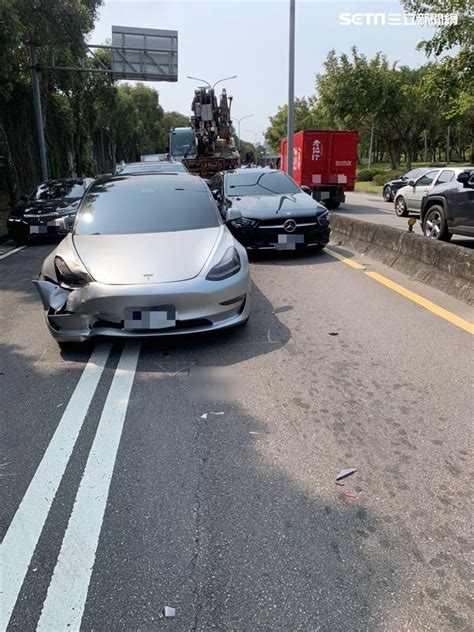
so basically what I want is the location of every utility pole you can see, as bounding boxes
[28,42,48,181]
[287,0,295,176]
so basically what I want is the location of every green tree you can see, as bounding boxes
[265,97,327,153]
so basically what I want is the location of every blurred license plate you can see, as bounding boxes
[124,305,176,330]
[30,225,48,234]
[275,234,304,250]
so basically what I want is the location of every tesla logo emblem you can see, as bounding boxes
[284,219,297,233]
[143,273,154,279]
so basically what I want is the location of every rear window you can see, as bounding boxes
[74,177,220,235]
[225,171,300,196]
[116,163,188,174]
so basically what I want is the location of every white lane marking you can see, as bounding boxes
[0,245,27,260]
[37,342,141,631]
[0,345,112,632]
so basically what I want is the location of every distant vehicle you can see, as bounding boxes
[280,130,358,209]
[7,178,93,246]
[33,173,251,347]
[394,167,467,217]
[115,161,189,175]
[420,169,474,241]
[140,153,169,162]
[382,167,431,202]
[209,168,330,251]
[167,84,240,178]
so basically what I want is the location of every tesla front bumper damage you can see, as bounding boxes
[33,273,251,342]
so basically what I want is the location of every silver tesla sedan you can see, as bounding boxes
[33,173,251,346]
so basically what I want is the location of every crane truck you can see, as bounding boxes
[168,85,240,178]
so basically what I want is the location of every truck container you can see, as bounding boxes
[280,130,358,208]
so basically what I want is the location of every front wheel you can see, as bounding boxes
[422,205,451,242]
[395,196,408,217]
[383,185,393,202]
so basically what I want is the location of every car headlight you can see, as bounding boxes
[317,210,330,224]
[54,256,90,289]
[206,247,241,281]
[231,217,258,228]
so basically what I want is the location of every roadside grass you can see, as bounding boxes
[354,181,382,195]
[0,192,10,235]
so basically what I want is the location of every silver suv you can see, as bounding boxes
[394,167,466,217]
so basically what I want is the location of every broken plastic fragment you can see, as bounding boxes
[200,412,224,419]
[336,468,356,481]
[343,490,358,500]
[164,606,175,618]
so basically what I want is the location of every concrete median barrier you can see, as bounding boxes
[330,214,474,304]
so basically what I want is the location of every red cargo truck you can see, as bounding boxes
[280,130,358,208]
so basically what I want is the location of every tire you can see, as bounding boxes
[422,204,452,242]
[395,196,408,217]
[383,185,393,202]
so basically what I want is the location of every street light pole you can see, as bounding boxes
[28,42,48,181]
[233,114,254,150]
[287,0,295,176]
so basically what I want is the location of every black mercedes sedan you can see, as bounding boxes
[209,169,330,251]
[382,167,431,202]
[7,178,93,246]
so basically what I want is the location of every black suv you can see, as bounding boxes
[420,169,474,241]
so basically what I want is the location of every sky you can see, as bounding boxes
[90,0,439,144]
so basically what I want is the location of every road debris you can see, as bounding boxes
[329,332,339,336]
[163,606,176,618]
[343,490,358,500]
[249,431,259,435]
[336,468,356,482]
[200,412,224,419]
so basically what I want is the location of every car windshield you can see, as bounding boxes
[32,182,85,200]
[116,163,188,174]
[225,171,300,197]
[74,176,220,235]
[404,168,424,180]
[170,129,196,157]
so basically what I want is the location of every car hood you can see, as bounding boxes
[72,228,221,285]
[22,198,81,216]
[228,192,325,219]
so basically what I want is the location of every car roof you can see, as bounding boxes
[94,172,206,188]
[223,168,282,176]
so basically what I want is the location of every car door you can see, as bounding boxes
[446,175,474,236]
[406,169,439,212]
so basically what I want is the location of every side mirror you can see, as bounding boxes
[20,195,28,202]
[212,189,220,200]
[408,179,415,187]
[400,176,407,181]
[226,209,242,223]
[301,185,312,195]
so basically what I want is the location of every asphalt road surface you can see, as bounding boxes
[1,241,473,631]
[337,192,474,249]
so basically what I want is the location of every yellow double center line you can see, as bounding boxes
[325,247,474,335]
